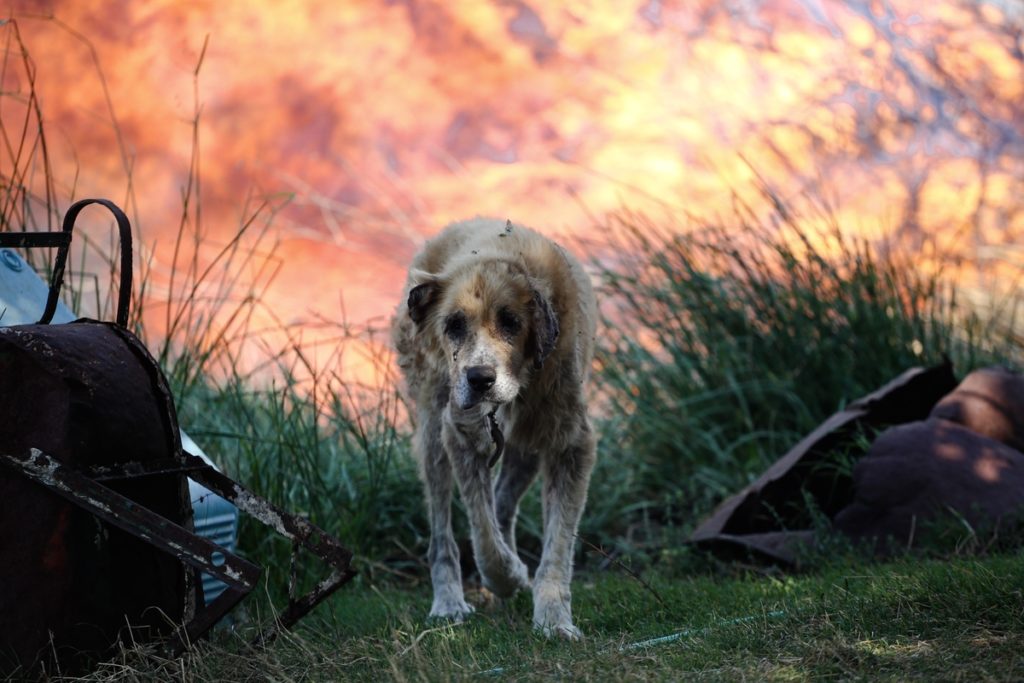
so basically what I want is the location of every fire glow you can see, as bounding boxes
[2,1,1023,382]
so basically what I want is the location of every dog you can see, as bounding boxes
[391,217,597,639]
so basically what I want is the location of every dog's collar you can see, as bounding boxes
[486,409,505,468]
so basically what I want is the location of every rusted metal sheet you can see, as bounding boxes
[689,362,959,564]
[0,198,356,676]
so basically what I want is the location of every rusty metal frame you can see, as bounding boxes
[181,450,357,643]
[1,448,258,656]
[1,446,357,655]
[86,450,358,637]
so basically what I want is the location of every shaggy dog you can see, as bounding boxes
[391,218,597,639]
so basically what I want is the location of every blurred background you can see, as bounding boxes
[3,1,1021,345]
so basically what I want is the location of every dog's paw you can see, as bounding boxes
[532,580,580,640]
[428,597,475,623]
[481,554,530,598]
[535,621,582,641]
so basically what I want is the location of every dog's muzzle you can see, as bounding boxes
[457,364,497,409]
[453,365,506,466]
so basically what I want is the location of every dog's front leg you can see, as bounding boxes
[416,405,474,621]
[443,408,530,598]
[494,445,539,554]
[534,422,597,640]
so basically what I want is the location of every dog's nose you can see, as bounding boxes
[466,365,497,393]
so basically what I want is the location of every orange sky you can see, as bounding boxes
[2,1,1023,380]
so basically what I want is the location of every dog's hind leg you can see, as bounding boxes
[494,445,539,554]
[443,410,530,599]
[416,402,474,621]
[533,420,597,640]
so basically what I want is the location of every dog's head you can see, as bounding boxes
[407,260,559,410]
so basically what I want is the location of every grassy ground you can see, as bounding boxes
[79,552,1024,681]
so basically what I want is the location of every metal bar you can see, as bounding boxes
[276,567,356,631]
[170,585,250,657]
[183,452,354,570]
[181,450,357,643]
[45,199,133,327]
[0,232,70,248]
[88,457,207,481]
[253,567,356,647]
[1,448,260,587]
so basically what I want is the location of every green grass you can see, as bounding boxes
[75,553,1024,681]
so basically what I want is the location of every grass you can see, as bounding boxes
[70,552,1024,681]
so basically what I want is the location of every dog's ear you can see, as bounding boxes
[529,288,560,369]
[407,270,440,326]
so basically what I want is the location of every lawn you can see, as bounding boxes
[82,553,1024,681]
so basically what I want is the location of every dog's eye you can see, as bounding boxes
[496,307,521,337]
[444,312,467,341]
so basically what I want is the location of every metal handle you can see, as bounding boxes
[40,198,134,328]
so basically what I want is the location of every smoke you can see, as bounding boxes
[2,0,1021,331]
